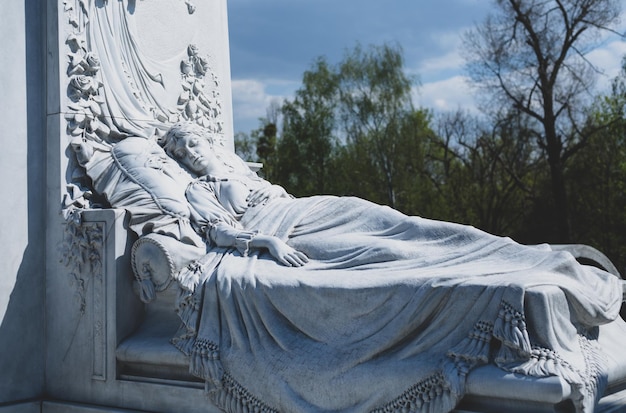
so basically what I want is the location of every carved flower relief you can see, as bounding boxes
[184,44,210,78]
[60,218,104,276]
[66,50,107,138]
[65,33,85,54]
[177,44,224,134]
[68,75,103,101]
[60,218,104,315]
[68,52,101,76]
[196,60,209,77]
[178,80,221,130]
[181,60,193,76]
[64,4,79,29]
[187,44,200,58]
[194,56,209,77]
[65,96,109,141]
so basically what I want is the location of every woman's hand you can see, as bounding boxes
[252,235,308,267]
[267,238,309,267]
[247,185,289,207]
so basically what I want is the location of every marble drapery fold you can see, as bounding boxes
[172,195,622,413]
[87,0,180,138]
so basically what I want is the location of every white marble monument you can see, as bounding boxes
[0,2,46,412]
[1,0,232,412]
[3,1,626,413]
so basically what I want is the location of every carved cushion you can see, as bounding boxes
[82,137,204,246]
[131,232,206,303]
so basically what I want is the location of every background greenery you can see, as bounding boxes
[235,0,626,274]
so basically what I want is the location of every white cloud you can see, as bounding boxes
[409,27,470,82]
[417,50,465,77]
[231,79,270,119]
[415,75,478,113]
[231,78,299,132]
[232,30,625,133]
[430,29,465,50]
[587,39,626,91]
[233,75,482,133]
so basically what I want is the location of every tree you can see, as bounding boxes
[274,57,339,196]
[463,0,623,242]
[337,43,417,209]
[330,108,438,215]
[431,110,541,235]
[271,43,436,208]
[254,122,278,179]
[567,57,626,270]
[255,100,281,168]
[234,131,257,162]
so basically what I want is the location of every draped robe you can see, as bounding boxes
[171,181,622,413]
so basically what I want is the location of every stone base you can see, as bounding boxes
[0,401,40,413]
[596,389,626,413]
[0,398,199,413]
[42,401,145,413]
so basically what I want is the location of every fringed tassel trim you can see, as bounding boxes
[370,372,457,413]
[171,287,203,355]
[578,335,605,402]
[447,320,493,376]
[189,338,222,384]
[500,335,607,413]
[188,339,280,413]
[174,259,204,292]
[175,287,201,331]
[568,335,607,413]
[504,346,579,382]
[493,300,532,363]
[209,373,279,413]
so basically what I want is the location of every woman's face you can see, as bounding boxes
[171,133,218,175]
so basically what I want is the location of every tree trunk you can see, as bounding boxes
[544,111,570,242]
[548,155,571,242]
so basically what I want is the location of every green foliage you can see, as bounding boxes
[234,131,257,162]
[256,123,277,161]
[243,40,626,273]
[269,43,441,209]
[463,0,623,242]
[271,57,339,196]
[336,43,417,208]
[566,58,626,271]
[428,110,543,237]
[252,122,278,179]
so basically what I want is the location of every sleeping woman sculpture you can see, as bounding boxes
[76,122,624,413]
[153,122,624,413]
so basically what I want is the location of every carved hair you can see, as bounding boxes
[161,121,214,157]
[161,121,237,174]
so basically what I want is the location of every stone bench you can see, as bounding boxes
[113,224,626,412]
[116,295,626,412]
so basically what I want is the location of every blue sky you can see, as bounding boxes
[227,0,626,134]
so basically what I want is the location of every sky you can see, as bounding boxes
[226,0,626,134]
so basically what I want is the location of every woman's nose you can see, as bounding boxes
[186,148,199,159]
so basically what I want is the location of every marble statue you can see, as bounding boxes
[74,121,625,413]
[61,0,231,218]
[55,3,626,412]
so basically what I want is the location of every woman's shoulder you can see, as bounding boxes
[187,177,220,196]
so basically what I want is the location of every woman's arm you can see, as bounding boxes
[249,234,308,267]
[187,179,306,266]
[246,184,290,207]
[209,221,308,267]
[215,147,291,207]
